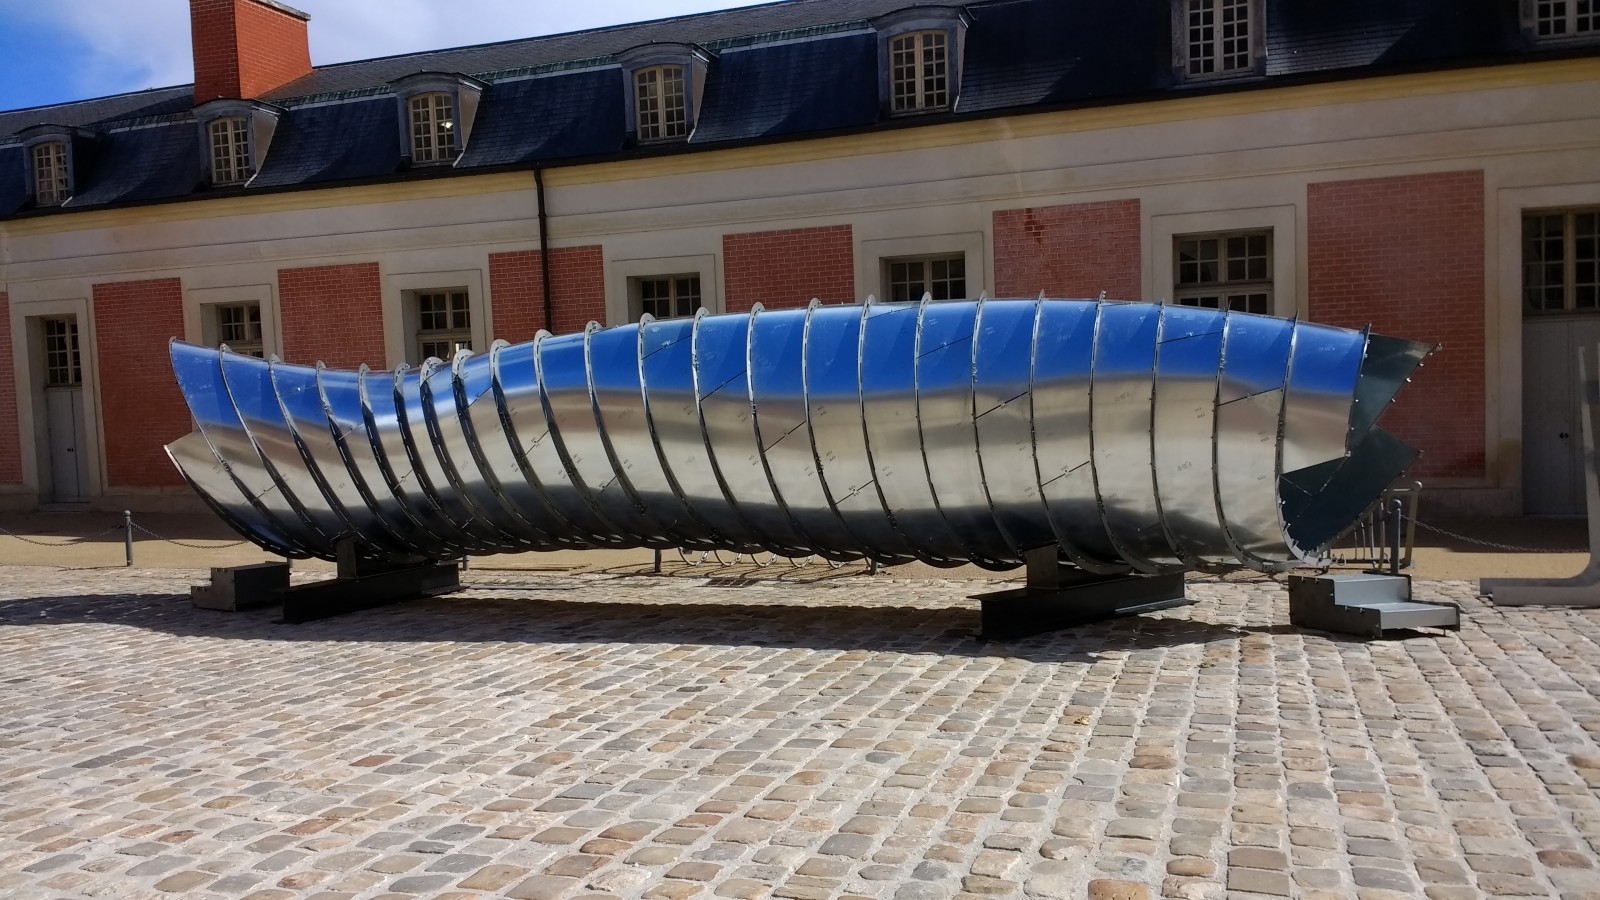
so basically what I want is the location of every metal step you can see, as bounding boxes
[1286,574,1460,638]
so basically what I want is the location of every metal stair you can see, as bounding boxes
[1287,574,1460,638]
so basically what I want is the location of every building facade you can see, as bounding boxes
[0,0,1597,518]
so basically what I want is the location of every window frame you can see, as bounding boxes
[30,141,71,207]
[1172,229,1274,315]
[207,116,253,186]
[889,30,952,114]
[41,316,83,388]
[1175,0,1264,82]
[1525,0,1600,42]
[1523,208,1600,315]
[213,302,266,357]
[630,274,703,322]
[412,289,475,361]
[882,253,968,303]
[633,65,690,143]
[407,92,460,165]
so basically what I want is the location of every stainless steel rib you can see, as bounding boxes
[166,298,1429,571]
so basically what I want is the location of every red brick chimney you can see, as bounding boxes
[190,0,313,102]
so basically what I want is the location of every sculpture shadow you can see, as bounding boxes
[0,585,1294,664]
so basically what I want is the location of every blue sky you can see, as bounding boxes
[0,0,769,112]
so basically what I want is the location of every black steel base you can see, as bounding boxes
[281,563,461,624]
[973,570,1189,640]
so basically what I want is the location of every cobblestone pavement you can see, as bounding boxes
[3,567,1600,900]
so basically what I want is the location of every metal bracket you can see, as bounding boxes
[279,540,461,624]
[972,546,1189,640]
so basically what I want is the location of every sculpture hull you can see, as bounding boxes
[166,299,1428,572]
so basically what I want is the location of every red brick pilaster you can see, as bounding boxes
[722,225,855,312]
[488,245,607,341]
[93,278,189,488]
[993,199,1142,300]
[1308,170,1486,479]
[277,262,385,368]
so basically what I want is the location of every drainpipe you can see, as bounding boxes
[534,165,554,332]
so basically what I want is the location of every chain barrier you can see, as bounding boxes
[1403,514,1573,555]
[0,511,251,566]
[0,521,126,547]
[130,521,250,551]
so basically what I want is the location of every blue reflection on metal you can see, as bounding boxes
[166,299,1427,571]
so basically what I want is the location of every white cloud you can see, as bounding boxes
[2,0,775,101]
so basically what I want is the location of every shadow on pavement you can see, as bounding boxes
[0,586,1297,663]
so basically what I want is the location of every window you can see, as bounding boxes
[32,142,69,206]
[890,31,950,113]
[886,255,966,302]
[1184,0,1254,78]
[635,275,701,320]
[1174,230,1272,314]
[43,318,82,387]
[214,303,265,358]
[1534,0,1598,38]
[209,117,252,185]
[634,66,688,142]
[416,290,472,360]
[409,93,458,164]
[1525,210,1600,313]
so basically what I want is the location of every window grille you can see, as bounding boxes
[216,303,265,358]
[890,31,950,112]
[32,142,69,206]
[1186,0,1253,77]
[209,117,252,185]
[1174,230,1273,315]
[1535,0,1598,37]
[409,93,459,163]
[637,275,702,320]
[886,255,966,302]
[1524,210,1600,313]
[635,66,688,141]
[416,290,472,360]
[43,318,82,387]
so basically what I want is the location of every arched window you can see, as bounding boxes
[208,117,252,185]
[634,66,688,142]
[408,92,459,164]
[32,141,70,206]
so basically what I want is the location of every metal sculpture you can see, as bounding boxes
[166,298,1428,572]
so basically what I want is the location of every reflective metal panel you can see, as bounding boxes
[167,300,1427,570]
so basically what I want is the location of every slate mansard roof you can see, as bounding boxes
[0,0,1590,219]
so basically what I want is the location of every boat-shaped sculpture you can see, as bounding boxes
[166,298,1429,573]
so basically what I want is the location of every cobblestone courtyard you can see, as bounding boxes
[3,567,1600,900]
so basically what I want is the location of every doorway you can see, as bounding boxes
[39,316,88,503]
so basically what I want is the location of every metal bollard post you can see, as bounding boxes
[1388,499,1403,577]
[653,548,662,574]
[124,510,134,568]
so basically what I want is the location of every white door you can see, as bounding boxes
[1523,316,1600,515]
[40,317,88,503]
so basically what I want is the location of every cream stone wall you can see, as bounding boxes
[1,59,1597,511]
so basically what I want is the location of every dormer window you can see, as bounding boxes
[873,8,967,117]
[208,117,252,185]
[634,66,688,142]
[195,100,280,188]
[391,73,484,167]
[619,43,711,145]
[1531,0,1597,40]
[31,142,70,206]
[409,92,458,164]
[890,32,950,113]
[1180,0,1260,79]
